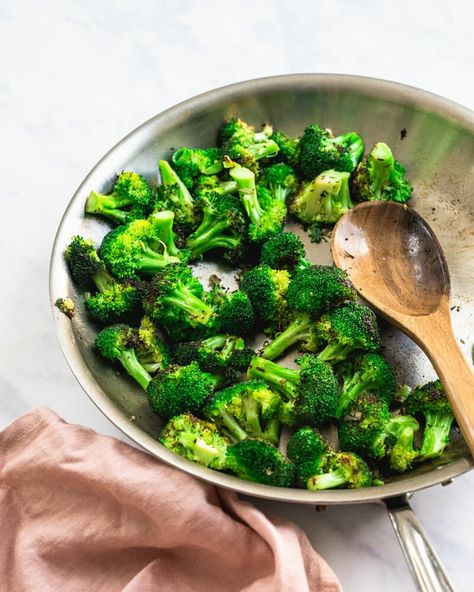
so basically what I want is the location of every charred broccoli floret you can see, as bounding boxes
[259,231,310,274]
[289,169,353,224]
[339,392,419,472]
[85,171,154,225]
[286,265,356,317]
[65,236,142,323]
[171,147,223,188]
[160,413,229,469]
[315,303,381,363]
[205,380,281,444]
[95,324,152,391]
[143,263,218,341]
[298,124,364,180]
[406,380,454,460]
[226,439,293,487]
[147,362,223,419]
[239,265,291,331]
[99,212,183,280]
[230,166,286,242]
[248,354,339,426]
[336,353,397,418]
[352,142,413,203]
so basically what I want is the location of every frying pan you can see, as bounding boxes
[49,74,474,591]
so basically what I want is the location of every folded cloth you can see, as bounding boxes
[0,408,341,592]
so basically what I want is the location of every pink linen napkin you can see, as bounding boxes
[0,408,341,592]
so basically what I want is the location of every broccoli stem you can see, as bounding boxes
[230,167,263,225]
[247,357,298,400]
[247,139,280,160]
[118,349,152,391]
[164,286,215,325]
[85,191,131,224]
[186,216,240,258]
[219,409,248,442]
[368,143,395,197]
[137,246,180,275]
[177,432,221,466]
[307,469,347,490]
[159,160,194,208]
[262,314,313,360]
[317,342,355,363]
[151,211,180,257]
[92,268,117,293]
[220,180,238,194]
[336,370,375,417]
[419,410,454,459]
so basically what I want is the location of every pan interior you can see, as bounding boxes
[50,75,474,503]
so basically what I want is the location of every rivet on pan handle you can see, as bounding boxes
[385,495,454,592]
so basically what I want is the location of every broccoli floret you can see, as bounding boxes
[239,265,291,330]
[95,324,152,391]
[174,334,253,376]
[156,160,200,231]
[261,313,318,360]
[230,166,286,242]
[171,147,223,189]
[205,380,281,444]
[286,265,356,317]
[298,124,364,180]
[352,142,413,203]
[147,362,223,419]
[160,412,230,469]
[143,263,218,341]
[247,354,339,426]
[406,380,454,460]
[99,213,183,280]
[270,130,300,169]
[259,232,310,274]
[136,315,171,374]
[65,236,142,323]
[226,439,293,487]
[315,303,381,363]
[262,163,299,203]
[193,174,237,199]
[218,290,255,337]
[289,169,353,224]
[55,297,75,319]
[287,426,331,487]
[336,353,397,418]
[339,392,419,472]
[185,192,248,262]
[85,171,154,225]
[307,452,372,490]
[218,117,280,174]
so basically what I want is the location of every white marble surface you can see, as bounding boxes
[1,0,473,589]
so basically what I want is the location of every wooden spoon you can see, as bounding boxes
[331,201,474,455]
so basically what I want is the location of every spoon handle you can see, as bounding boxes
[420,315,474,456]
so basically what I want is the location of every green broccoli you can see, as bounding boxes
[85,171,154,225]
[217,290,255,337]
[99,212,183,280]
[270,129,300,169]
[259,232,310,274]
[286,426,331,487]
[147,361,223,419]
[205,380,281,444]
[136,315,171,374]
[262,163,299,203]
[174,333,253,376]
[247,354,339,426]
[65,235,141,323]
[95,324,152,391]
[307,452,373,490]
[185,192,248,262]
[286,265,356,317]
[336,353,397,418]
[55,297,75,319]
[239,265,291,331]
[352,142,413,203]
[226,439,294,487]
[260,313,318,360]
[155,160,200,231]
[230,166,286,242]
[142,263,218,341]
[339,392,419,472]
[160,413,230,469]
[193,174,237,199]
[406,380,454,460]
[289,169,353,224]
[171,146,223,188]
[315,303,381,363]
[298,124,364,180]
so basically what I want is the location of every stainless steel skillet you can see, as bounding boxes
[49,74,474,591]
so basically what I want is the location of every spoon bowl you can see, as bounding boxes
[331,200,474,456]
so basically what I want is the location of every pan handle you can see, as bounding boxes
[384,495,453,592]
